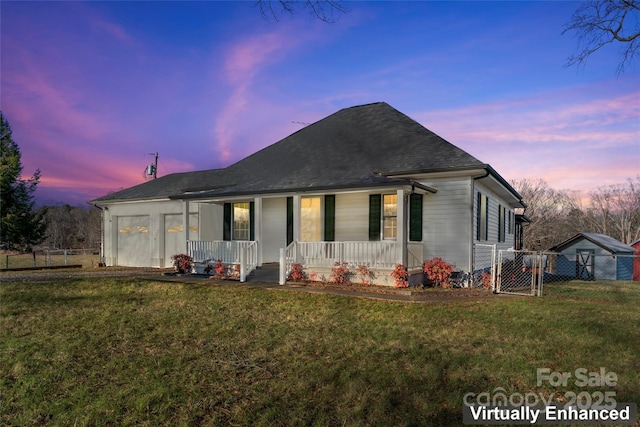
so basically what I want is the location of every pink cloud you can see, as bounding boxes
[90,17,133,44]
[213,29,301,162]
[414,84,640,194]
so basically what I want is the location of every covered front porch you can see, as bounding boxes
[279,240,424,285]
[181,183,433,285]
[186,239,423,285]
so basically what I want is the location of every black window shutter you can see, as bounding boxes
[223,203,232,241]
[286,197,293,245]
[409,193,423,241]
[476,193,480,240]
[249,202,255,241]
[484,197,489,241]
[324,195,335,241]
[369,194,381,241]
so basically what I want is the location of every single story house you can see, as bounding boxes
[91,102,527,285]
[549,232,635,281]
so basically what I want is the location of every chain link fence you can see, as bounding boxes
[538,252,639,298]
[492,250,639,298]
[1,249,100,269]
[496,250,543,296]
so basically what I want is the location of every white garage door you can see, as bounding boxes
[164,213,199,267]
[117,216,150,267]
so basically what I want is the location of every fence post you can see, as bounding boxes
[537,252,544,297]
[33,251,36,267]
[491,244,497,292]
[64,249,68,266]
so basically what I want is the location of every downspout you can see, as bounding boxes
[470,169,491,274]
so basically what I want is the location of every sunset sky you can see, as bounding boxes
[2,1,638,206]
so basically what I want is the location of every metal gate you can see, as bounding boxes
[496,250,543,296]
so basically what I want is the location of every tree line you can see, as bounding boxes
[37,204,102,250]
[511,177,640,251]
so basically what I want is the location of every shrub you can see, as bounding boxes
[423,257,454,288]
[481,271,492,289]
[171,253,193,274]
[288,263,306,282]
[214,259,226,278]
[330,262,351,284]
[391,263,409,288]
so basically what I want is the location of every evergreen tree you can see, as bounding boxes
[0,112,47,250]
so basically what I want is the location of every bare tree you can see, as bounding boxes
[512,177,640,250]
[511,178,582,250]
[586,176,640,243]
[41,204,102,249]
[564,0,640,73]
[256,0,348,22]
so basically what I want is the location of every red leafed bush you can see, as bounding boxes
[171,253,193,274]
[481,271,492,289]
[391,263,409,288]
[423,257,454,288]
[214,259,226,277]
[288,263,306,282]
[330,262,352,284]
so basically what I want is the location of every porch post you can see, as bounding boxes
[293,195,301,263]
[254,196,263,266]
[396,188,407,266]
[183,200,190,254]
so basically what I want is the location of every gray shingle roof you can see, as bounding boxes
[551,232,635,253]
[92,102,486,203]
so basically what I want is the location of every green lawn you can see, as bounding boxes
[1,278,639,426]
[1,251,99,269]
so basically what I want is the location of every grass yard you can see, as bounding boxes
[1,278,639,426]
[1,251,100,269]
[543,279,640,302]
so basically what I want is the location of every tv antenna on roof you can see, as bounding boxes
[143,152,158,180]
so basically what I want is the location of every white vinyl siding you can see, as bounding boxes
[418,178,472,270]
[474,182,515,251]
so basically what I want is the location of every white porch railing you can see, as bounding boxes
[239,241,258,282]
[187,240,258,282]
[279,241,421,285]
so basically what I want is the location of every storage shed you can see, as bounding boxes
[549,232,635,281]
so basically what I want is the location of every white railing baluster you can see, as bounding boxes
[286,241,401,271]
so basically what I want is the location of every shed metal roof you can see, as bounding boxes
[550,232,635,254]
